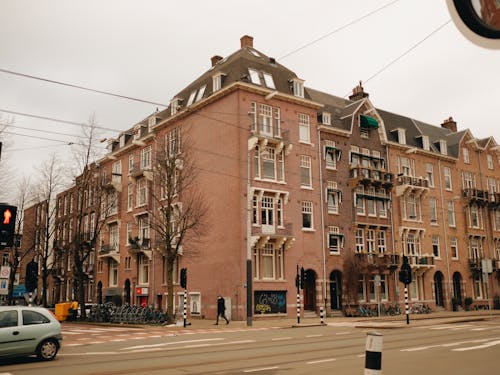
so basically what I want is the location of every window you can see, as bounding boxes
[139,215,150,241]
[128,154,134,174]
[463,147,470,164]
[421,135,430,151]
[137,178,147,206]
[292,78,304,98]
[2,253,9,266]
[212,73,224,92]
[355,187,365,215]
[248,68,260,84]
[195,85,206,102]
[487,154,494,169]
[302,201,313,229]
[399,157,413,176]
[167,127,181,156]
[378,231,386,253]
[108,190,118,215]
[300,155,312,188]
[125,256,131,270]
[358,275,366,302]
[190,293,201,315]
[432,235,440,258]
[473,274,483,299]
[426,163,434,187]
[109,224,119,251]
[141,146,151,169]
[138,255,149,285]
[367,191,376,217]
[326,183,340,214]
[328,227,342,254]
[261,196,274,230]
[0,310,18,328]
[448,201,456,227]
[322,112,331,125]
[469,204,481,228]
[350,146,360,166]
[429,197,438,224]
[450,237,458,259]
[405,193,418,220]
[262,72,275,89]
[276,198,283,227]
[367,229,376,253]
[355,228,364,253]
[298,113,310,143]
[324,141,337,169]
[256,145,284,182]
[444,167,452,190]
[377,192,387,218]
[463,171,475,189]
[109,259,118,287]
[470,238,481,259]
[252,196,258,225]
[187,90,197,105]
[126,223,132,245]
[406,233,419,256]
[21,310,49,325]
[494,210,500,231]
[127,183,133,211]
[253,242,283,280]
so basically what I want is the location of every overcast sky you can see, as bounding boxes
[1,0,499,189]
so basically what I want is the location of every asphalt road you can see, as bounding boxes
[1,318,500,374]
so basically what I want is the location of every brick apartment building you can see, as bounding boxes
[13,35,500,318]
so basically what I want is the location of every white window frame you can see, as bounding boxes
[262,72,275,89]
[426,163,434,187]
[429,197,438,224]
[298,113,310,143]
[141,146,151,170]
[108,259,118,287]
[300,155,312,188]
[487,154,494,169]
[448,201,456,227]
[366,229,376,253]
[377,231,386,253]
[138,255,149,285]
[248,68,260,85]
[444,167,452,191]
[302,201,313,230]
[432,235,440,258]
[463,147,470,164]
[450,237,458,259]
[355,228,364,253]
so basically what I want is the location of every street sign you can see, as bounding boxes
[0,265,10,279]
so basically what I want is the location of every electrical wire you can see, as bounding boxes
[279,0,400,60]
[0,68,168,108]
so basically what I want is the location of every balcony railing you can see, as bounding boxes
[395,175,429,197]
[463,188,489,206]
[349,166,393,188]
[251,122,290,143]
[407,254,435,268]
[354,253,399,271]
[99,244,118,255]
[129,237,151,251]
[102,174,122,192]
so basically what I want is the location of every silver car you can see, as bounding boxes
[0,306,62,361]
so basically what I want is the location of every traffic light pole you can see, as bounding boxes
[296,265,301,325]
[183,288,187,328]
[404,285,409,325]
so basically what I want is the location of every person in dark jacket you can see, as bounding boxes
[215,295,229,325]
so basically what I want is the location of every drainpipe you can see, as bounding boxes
[317,129,327,312]
[476,149,490,308]
[437,159,452,309]
[385,144,399,306]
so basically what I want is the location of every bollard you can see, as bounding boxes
[365,331,383,375]
[296,292,301,324]
[183,289,187,328]
[320,306,324,324]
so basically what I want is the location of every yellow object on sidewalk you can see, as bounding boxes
[54,302,72,322]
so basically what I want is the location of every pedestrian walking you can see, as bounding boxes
[215,295,229,325]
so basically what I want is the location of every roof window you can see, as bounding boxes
[263,72,275,89]
[248,68,260,85]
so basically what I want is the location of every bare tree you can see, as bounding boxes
[30,154,66,306]
[6,176,34,305]
[147,130,208,323]
[342,250,362,315]
[69,115,108,318]
[0,114,16,202]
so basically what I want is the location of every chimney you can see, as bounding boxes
[240,35,254,48]
[441,116,457,132]
[211,55,223,67]
[349,81,369,101]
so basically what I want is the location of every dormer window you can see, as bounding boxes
[462,147,470,164]
[170,98,182,116]
[195,85,206,102]
[262,72,275,89]
[421,135,430,151]
[291,78,304,98]
[248,68,260,85]
[134,126,141,140]
[187,90,197,106]
[148,116,159,129]
[212,73,225,92]
[321,112,331,125]
[397,129,406,145]
[119,134,126,148]
[438,140,447,155]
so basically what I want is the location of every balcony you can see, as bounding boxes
[102,175,122,192]
[395,175,429,197]
[488,193,500,209]
[98,244,120,262]
[128,237,152,259]
[355,253,399,272]
[407,254,435,272]
[349,166,393,189]
[130,166,153,181]
[463,188,489,206]
[250,222,295,250]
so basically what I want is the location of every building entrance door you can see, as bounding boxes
[434,271,444,307]
[330,270,342,310]
[303,269,316,311]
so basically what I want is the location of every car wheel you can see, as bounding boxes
[37,339,59,361]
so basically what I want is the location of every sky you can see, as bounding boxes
[1,0,499,195]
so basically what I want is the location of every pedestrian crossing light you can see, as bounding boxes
[180,268,187,289]
[0,204,17,249]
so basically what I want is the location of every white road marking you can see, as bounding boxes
[306,334,323,338]
[430,324,474,330]
[452,339,500,351]
[0,373,13,375]
[244,367,279,373]
[307,358,336,364]
[123,338,224,350]
[401,337,498,352]
[272,337,292,341]
[335,332,350,335]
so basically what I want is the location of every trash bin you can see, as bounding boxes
[55,302,72,322]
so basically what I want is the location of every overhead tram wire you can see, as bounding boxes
[0,68,168,108]
[1,123,94,140]
[279,0,400,60]
[0,129,107,150]
[0,108,119,133]
[361,19,452,86]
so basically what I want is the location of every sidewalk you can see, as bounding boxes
[68,309,500,331]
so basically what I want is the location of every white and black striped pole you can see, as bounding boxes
[404,285,409,325]
[365,331,383,375]
[296,265,301,324]
[183,289,187,328]
[320,306,324,325]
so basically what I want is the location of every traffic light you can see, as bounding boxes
[180,268,187,289]
[300,267,306,289]
[399,256,412,285]
[0,204,17,248]
[25,260,39,293]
